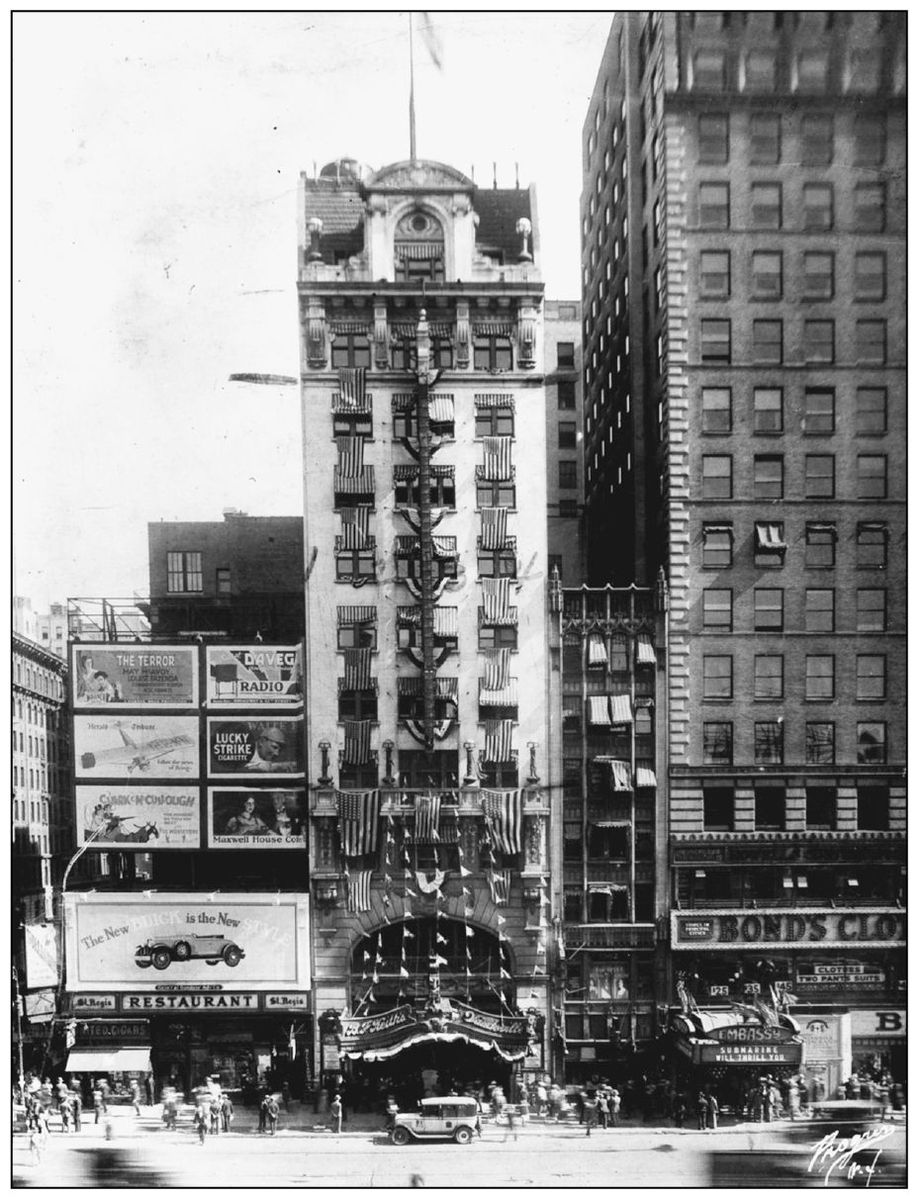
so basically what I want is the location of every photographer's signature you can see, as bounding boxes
[807,1125,896,1186]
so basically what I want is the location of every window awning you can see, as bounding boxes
[636,767,657,788]
[479,681,518,706]
[609,694,633,724]
[592,819,632,828]
[588,695,610,726]
[474,393,515,409]
[756,523,787,550]
[636,636,656,665]
[432,537,458,560]
[433,607,458,637]
[66,1047,151,1074]
[338,605,377,626]
[395,241,444,261]
[595,758,633,791]
[429,395,455,424]
[398,677,458,700]
[334,467,375,494]
[587,634,608,665]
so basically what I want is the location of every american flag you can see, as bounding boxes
[337,789,380,856]
[482,436,512,480]
[340,508,370,549]
[482,789,522,855]
[480,507,508,549]
[338,367,368,408]
[414,794,441,842]
[489,868,511,906]
[482,577,513,623]
[343,647,373,690]
[483,649,511,690]
[336,435,365,477]
[347,869,373,913]
[342,720,372,766]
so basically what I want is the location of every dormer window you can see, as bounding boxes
[394,210,445,282]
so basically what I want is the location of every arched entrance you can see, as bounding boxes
[332,917,531,1109]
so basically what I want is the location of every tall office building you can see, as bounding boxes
[581,13,906,1091]
[298,157,556,1096]
[543,301,585,587]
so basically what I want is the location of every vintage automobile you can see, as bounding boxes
[135,934,245,970]
[391,1097,481,1146]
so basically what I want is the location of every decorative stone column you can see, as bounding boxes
[455,300,470,369]
[517,299,537,369]
[373,300,389,370]
[306,297,327,368]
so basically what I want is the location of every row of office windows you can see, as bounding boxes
[701,384,888,435]
[678,315,890,366]
[334,546,517,585]
[701,720,888,767]
[703,522,888,571]
[697,110,889,166]
[326,333,516,372]
[702,587,891,633]
[702,653,894,705]
[335,618,517,654]
[698,180,888,234]
[695,784,894,832]
[701,453,890,500]
[697,249,890,302]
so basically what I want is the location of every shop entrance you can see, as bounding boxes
[343,1040,515,1112]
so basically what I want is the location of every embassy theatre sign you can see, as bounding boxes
[672,908,905,951]
[672,1011,804,1067]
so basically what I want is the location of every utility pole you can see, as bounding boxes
[12,965,25,1101]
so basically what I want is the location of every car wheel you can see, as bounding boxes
[135,959,152,969]
[454,1127,473,1145]
[173,940,192,960]
[391,1127,410,1146]
[151,948,171,970]
[223,945,242,967]
[205,960,219,966]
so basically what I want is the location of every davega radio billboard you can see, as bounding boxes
[64,893,310,992]
[206,646,303,707]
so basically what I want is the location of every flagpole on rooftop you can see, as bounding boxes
[408,11,417,161]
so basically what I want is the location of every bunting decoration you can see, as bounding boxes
[347,869,373,913]
[489,869,511,906]
[337,789,380,856]
[416,868,446,894]
[482,789,523,855]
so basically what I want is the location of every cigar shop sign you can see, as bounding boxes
[672,908,905,950]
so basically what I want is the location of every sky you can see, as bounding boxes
[13,10,614,610]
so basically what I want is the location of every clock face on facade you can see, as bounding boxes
[396,210,441,240]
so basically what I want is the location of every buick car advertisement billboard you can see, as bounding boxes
[72,646,198,707]
[64,893,310,991]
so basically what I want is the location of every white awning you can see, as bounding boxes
[609,694,633,724]
[636,767,657,788]
[636,636,656,665]
[479,681,518,706]
[66,1047,151,1073]
[429,395,455,424]
[587,634,608,665]
[587,695,610,725]
[756,522,787,550]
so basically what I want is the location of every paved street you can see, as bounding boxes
[13,1105,907,1189]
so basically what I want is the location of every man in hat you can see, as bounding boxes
[244,725,291,772]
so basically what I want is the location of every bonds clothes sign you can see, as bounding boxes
[206,646,303,707]
[64,893,310,992]
[672,909,905,950]
[72,646,197,708]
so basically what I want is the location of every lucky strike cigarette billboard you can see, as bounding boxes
[64,893,310,991]
[207,788,306,849]
[74,716,200,779]
[72,646,197,708]
[206,646,303,707]
[207,717,304,778]
[75,786,201,849]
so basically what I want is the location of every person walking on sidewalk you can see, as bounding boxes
[193,1104,208,1145]
[220,1092,234,1133]
[610,1087,621,1126]
[93,1084,106,1125]
[597,1091,609,1130]
[583,1091,598,1137]
[329,1093,343,1135]
[130,1079,142,1117]
[707,1092,719,1130]
[257,1088,268,1133]
[263,1093,280,1136]
[696,1091,708,1130]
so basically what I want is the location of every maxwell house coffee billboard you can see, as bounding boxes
[206,646,303,707]
[64,893,310,992]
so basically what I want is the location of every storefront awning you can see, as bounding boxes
[66,1047,151,1073]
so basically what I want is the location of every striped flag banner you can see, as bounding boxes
[347,869,373,913]
[336,435,366,476]
[482,789,522,855]
[489,868,511,906]
[337,367,368,407]
[480,507,508,549]
[483,436,512,480]
[414,794,441,842]
[483,649,511,690]
[482,577,512,623]
[337,789,380,855]
[340,508,371,549]
[342,720,373,766]
[343,647,373,690]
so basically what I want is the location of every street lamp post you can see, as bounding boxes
[42,823,109,1074]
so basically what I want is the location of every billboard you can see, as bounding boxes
[65,893,310,991]
[207,717,304,778]
[25,922,59,990]
[72,646,197,708]
[206,646,303,707]
[75,716,199,779]
[75,786,200,849]
[207,788,306,849]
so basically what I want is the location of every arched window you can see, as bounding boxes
[394,210,445,282]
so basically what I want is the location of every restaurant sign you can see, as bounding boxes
[672,909,905,950]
